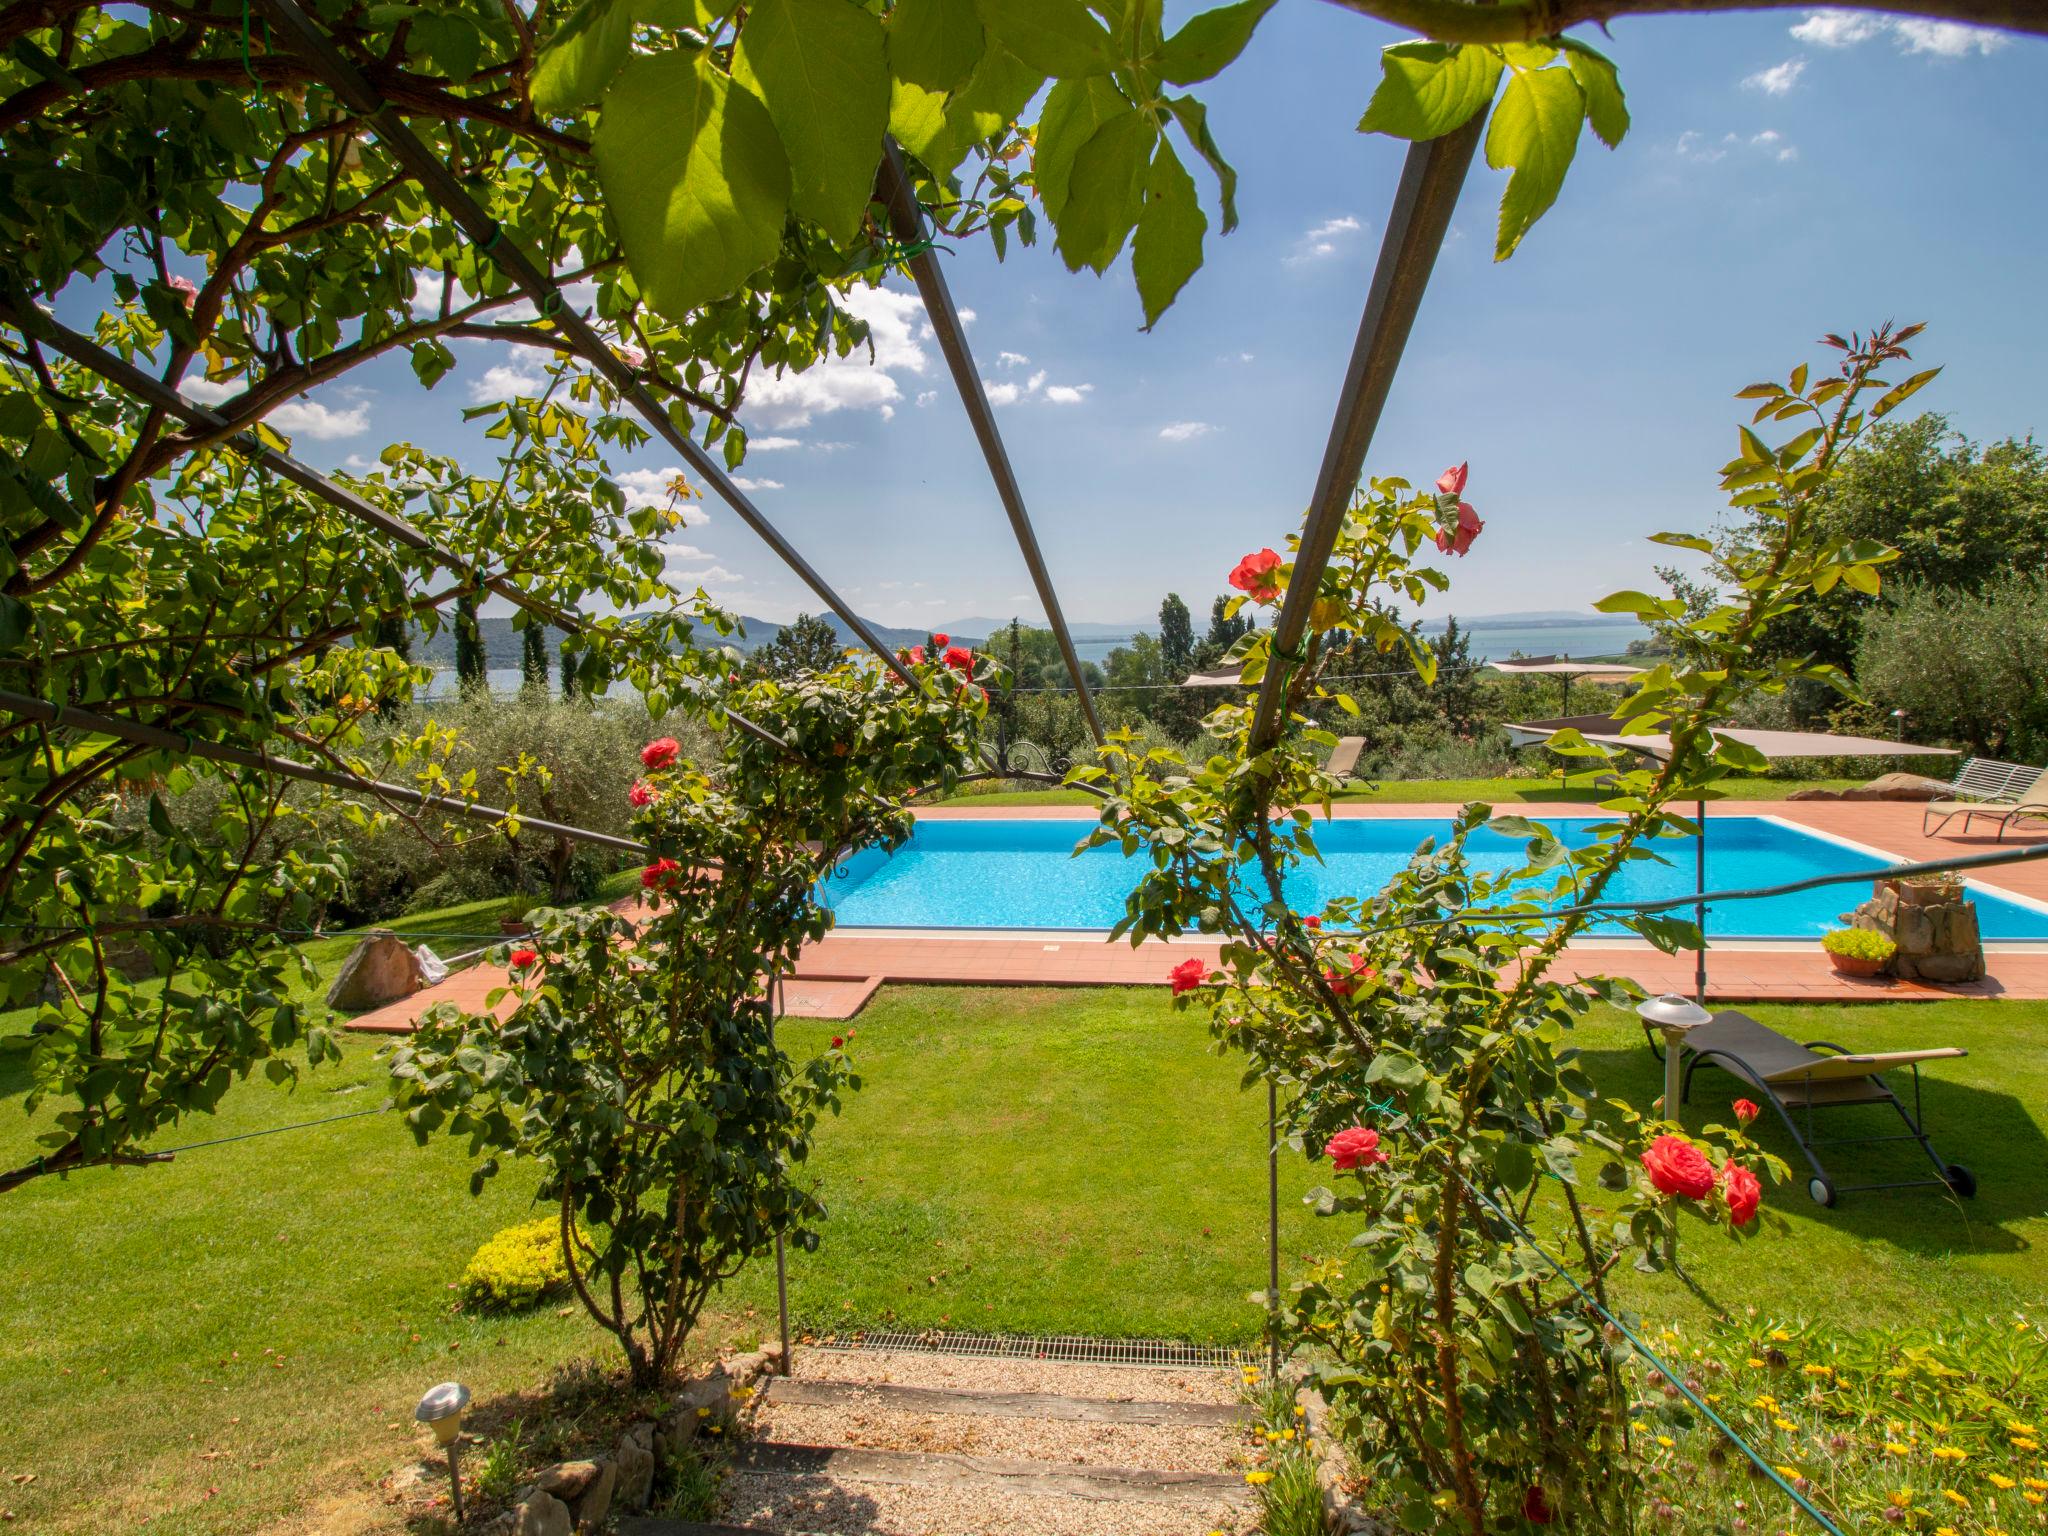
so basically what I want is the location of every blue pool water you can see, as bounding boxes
[818,816,2048,940]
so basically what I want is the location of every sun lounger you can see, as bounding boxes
[1657,1009,1974,1207]
[1924,759,2048,838]
[1325,736,1365,782]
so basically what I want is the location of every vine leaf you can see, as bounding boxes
[923,41,1043,175]
[532,0,634,114]
[1133,138,1206,329]
[1159,0,1278,86]
[1560,37,1629,148]
[734,0,889,242]
[887,0,985,93]
[593,53,792,319]
[1053,108,1156,274]
[1164,94,1239,233]
[1483,64,1583,261]
[1034,76,1130,222]
[888,77,949,156]
[974,0,1116,78]
[1357,41,1502,142]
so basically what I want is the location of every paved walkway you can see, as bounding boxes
[347,798,2048,1035]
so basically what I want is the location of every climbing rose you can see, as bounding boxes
[640,737,679,769]
[1169,957,1208,995]
[619,344,645,369]
[1327,1126,1385,1171]
[628,780,654,808]
[931,633,950,649]
[1733,1098,1760,1127]
[641,857,682,891]
[1324,953,1375,997]
[1641,1134,1716,1201]
[1433,500,1484,557]
[1436,461,1468,496]
[508,948,538,970]
[1722,1162,1762,1228]
[831,1035,845,1049]
[167,273,198,308]
[1228,548,1283,602]
[906,644,926,665]
[943,645,974,672]
[1302,914,1321,930]
[1523,1484,1555,1526]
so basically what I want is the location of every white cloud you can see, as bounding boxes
[663,543,711,563]
[1286,215,1363,263]
[997,351,1030,369]
[1674,130,1727,164]
[1158,421,1216,443]
[1677,128,1797,165]
[1025,369,1047,392]
[957,307,976,325]
[616,467,710,526]
[1790,8,1882,45]
[749,435,802,451]
[983,379,1022,406]
[743,284,932,429]
[267,396,370,439]
[341,453,378,474]
[729,476,783,492]
[915,390,939,407]
[1044,383,1092,405]
[1789,8,2007,55]
[176,373,236,406]
[467,362,547,403]
[1743,57,1806,94]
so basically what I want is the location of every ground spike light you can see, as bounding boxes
[414,1380,470,1521]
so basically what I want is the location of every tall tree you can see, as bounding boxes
[370,612,414,720]
[1429,616,1482,735]
[520,624,551,693]
[454,594,487,696]
[1159,593,1195,673]
[1205,596,1253,653]
[753,613,843,680]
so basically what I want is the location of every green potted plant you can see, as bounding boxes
[1823,927,1896,978]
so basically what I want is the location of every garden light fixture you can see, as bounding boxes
[1637,993,1712,1128]
[415,1380,471,1520]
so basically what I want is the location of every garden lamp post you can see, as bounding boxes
[1638,993,1712,1128]
[415,1380,471,1521]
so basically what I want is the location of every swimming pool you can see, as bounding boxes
[818,815,2048,940]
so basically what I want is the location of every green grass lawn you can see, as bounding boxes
[2,985,2039,1533]
[940,773,1862,807]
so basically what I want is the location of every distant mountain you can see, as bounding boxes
[940,617,1157,644]
[1429,610,1641,630]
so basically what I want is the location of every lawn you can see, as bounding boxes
[2,985,2039,1533]
[940,773,1862,807]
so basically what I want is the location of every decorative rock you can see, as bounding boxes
[325,932,425,1009]
[1842,772,1948,802]
[1850,881,1985,983]
[512,1490,572,1536]
[569,1458,616,1528]
[534,1460,602,1500]
[613,1428,655,1512]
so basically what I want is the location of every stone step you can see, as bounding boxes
[616,1521,782,1536]
[730,1442,1252,1507]
[762,1375,1250,1428]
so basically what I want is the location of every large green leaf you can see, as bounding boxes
[1357,41,1502,142]
[1158,0,1277,86]
[1163,94,1238,233]
[923,40,1042,174]
[888,0,984,92]
[1483,64,1583,262]
[974,0,1115,78]
[532,0,635,114]
[888,77,949,156]
[1053,107,1156,274]
[593,52,792,318]
[734,0,889,242]
[1132,138,1205,329]
[1560,38,1629,148]
[1034,76,1129,221]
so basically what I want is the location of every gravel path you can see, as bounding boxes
[720,1471,1255,1536]
[759,1395,1243,1473]
[792,1347,1242,1405]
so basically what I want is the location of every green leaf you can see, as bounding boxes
[1034,76,1129,222]
[734,0,889,242]
[413,11,484,82]
[1358,41,1502,142]
[1132,138,1206,329]
[1164,94,1239,233]
[1560,37,1628,148]
[1593,590,1669,619]
[532,0,634,114]
[1159,0,1277,85]
[1482,64,1583,261]
[887,0,984,92]
[1870,366,1941,419]
[1840,562,1881,596]
[0,594,29,649]
[888,77,949,155]
[924,40,1042,174]
[1053,107,1155,274]
[974,0,1114,77]
[594,52,792,319]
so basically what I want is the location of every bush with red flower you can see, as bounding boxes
[1085,329,1915,1534]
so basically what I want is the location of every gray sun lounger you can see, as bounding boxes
[1924,759,2048,839]
[1325,736,1366,782]
[1654,1009,1975,1207]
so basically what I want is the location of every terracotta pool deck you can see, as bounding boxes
[347,798,2048,1034]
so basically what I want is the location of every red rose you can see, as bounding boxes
[1721,1162,1762,1228]
[628,780,654,808]
[943,645,974,672]
[640,737,680,769]
[931,633,949,649]
[831,1035,845,1049]
[1324,953,1375,997]
[1436,462,1469,496]
[907,644,926,665]
[1169,957,1207,995]
[1327,1126,1385,1171]
[1641,1134,1716,1201]
[508,948,538,970]
[1523,1484,1554,1526]
[1302,914,1321,930]
[1732,1098,1759,1127]
[1228,548,1283,602]
[1432,501,1484,557]
[640,856,681,891]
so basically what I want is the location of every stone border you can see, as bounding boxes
[1296,1384,1385,1536]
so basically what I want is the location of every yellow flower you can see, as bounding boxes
[1747,1357,1768,1369]
[1294,1405,1307,1417]
[1245,1471,1273,1486]
[1988,1473,2017,1490]
[1886,1443,1913,1456]
[1932,1446,1968,1462]
[2012,1436,2041,1451]
[1656,1435,1675,1449]
[2024,1491,2044,1506]
[2010,1421,2040,1436]
[2025,1477,2048,1491]
[1934,1528,1959,1536]
[1706,1393,1723,1404]
[1801,1363,1832,1377]
[1941,1488,1970,1508]
[1770,1329,1792,1343]
[1282,1430,1296,1442]
[1774,1465,1800,1480]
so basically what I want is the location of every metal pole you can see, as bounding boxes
[1247,123,1484,752]
[1695,797,1708,1005]
[874,142,1105,748]
[445,1443,464,1522]
[772,975,793,1377]
[1267,1078,1281,1378]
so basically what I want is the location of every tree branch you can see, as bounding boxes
[1317,0,2048,45]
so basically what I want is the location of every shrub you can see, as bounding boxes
[1822,928,1896,961]
[457,1218,569,1310]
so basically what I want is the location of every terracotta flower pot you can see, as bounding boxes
[1827,951,1888,978]
[499,915,530,937]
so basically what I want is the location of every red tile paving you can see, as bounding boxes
[346,798,2048,1035]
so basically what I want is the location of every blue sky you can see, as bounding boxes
[234,5,2045,630]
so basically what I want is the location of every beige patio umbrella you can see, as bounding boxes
[1490,655,1645,716]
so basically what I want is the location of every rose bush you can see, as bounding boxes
[1077,326,1930,1531]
